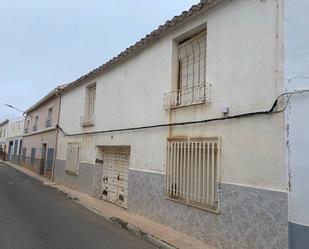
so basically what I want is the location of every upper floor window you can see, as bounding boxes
[46,107,53,128]
[80,84,96,127]
[87,84,96,115]
[178,30,207,89]
[24,119,30,134]
[33,115,39,132]
[164,30,210,109]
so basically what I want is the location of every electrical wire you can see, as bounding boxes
[58,89,309,137]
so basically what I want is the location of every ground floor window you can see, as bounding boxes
[65,143,80,175]
[166,137,220,212]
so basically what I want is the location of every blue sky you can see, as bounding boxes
[0,0,198,121]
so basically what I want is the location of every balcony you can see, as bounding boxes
[80,114,95,127]
[164,83,210,109]
[24,128,29,134]
[45,118,52,128]
[32,125,38,132]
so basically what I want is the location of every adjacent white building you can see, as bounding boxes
[53,1,289,248]
[284,1,309,248]
[0,117,24,163]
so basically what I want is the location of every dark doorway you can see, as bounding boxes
[40,143,47,175]
[8,141,13,161]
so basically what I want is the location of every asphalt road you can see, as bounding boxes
[0,163,156,249]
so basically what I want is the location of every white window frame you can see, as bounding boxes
[166,136,221,213]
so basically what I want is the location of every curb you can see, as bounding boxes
[1,161,177,249]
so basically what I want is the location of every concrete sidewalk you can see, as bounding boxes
[2,161,216,249]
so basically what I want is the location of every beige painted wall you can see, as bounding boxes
[23,95,60,158]
[23,130,57,159]
[25,95,60,132]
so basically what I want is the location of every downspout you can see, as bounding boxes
[51,88,62,182]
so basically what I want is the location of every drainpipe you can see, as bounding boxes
[51,88,62,182]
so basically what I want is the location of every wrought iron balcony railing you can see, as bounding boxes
[32,125,38,132]
[164,83,210,109]
[80,114,95,127]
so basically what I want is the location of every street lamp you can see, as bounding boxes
[4,104,30,117]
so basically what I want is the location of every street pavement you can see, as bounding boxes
[0,163,156,249]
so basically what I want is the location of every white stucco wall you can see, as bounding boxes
[58,0,286,191]
[284,0,309,226]
[4,118,24,155]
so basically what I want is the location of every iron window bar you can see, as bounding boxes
[164,83,210,109]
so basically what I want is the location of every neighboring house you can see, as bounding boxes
[53,1,289,248]
[22,85,65,179]
[284,1,309,249]
[4,117,24,164]
[0,119,9,160]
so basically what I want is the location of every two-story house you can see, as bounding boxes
[22,85,65,179]
[4,117,24,164]
[53,1,289,248]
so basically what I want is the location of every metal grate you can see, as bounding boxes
[166,137,220,212]
[178,31,207,89]
[164,83,210,109]
[164,31,209,109]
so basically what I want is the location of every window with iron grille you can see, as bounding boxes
[164,30,209,109]
[166,137,220,212]
[178,30,207,89]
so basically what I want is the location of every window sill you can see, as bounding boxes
[165,195,219,214]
